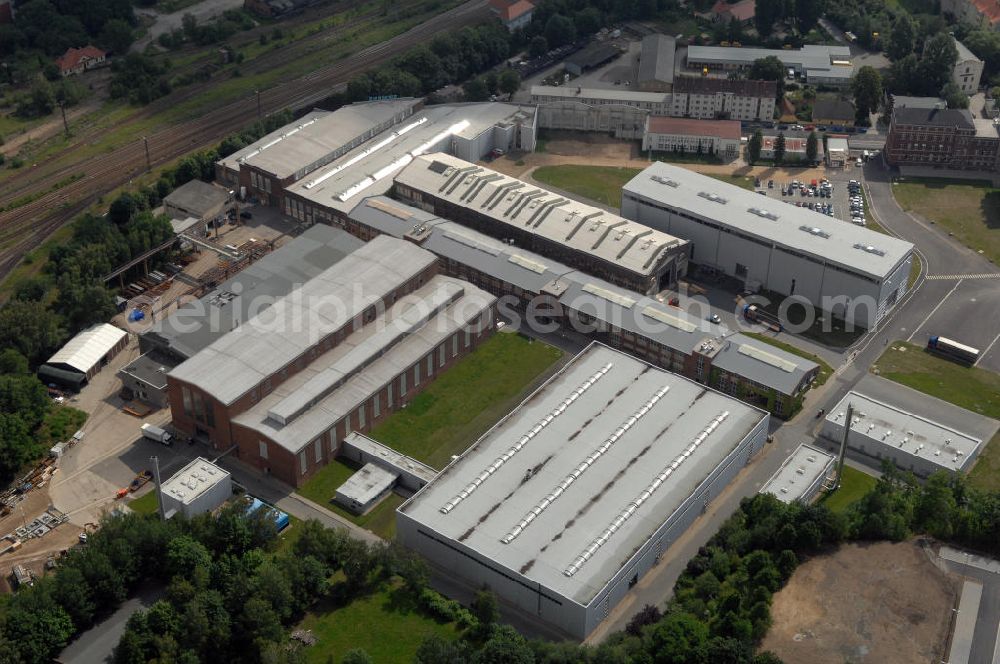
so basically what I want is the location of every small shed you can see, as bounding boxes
[826,136,849,167]
[38,324,128,390]
[565,44,621,76]
[335,463,397,515]
[159,457,232,519]
[163,180,232,224]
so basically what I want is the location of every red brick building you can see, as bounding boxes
[166,236,496,487]
[885,106,1000,171]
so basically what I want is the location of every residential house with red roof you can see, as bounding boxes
[642,116,743,161]
[489,0,535,31]
[56,46,107,77]
[941,0,1000,30]
[711,0,756,25]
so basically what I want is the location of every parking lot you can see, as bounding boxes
[750,169,868,228]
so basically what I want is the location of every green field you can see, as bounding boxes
[873,341,1000,490]
[892,178,1000,266]
[367,332,564,469]
[297,581,461,664]
[822,466,877,513]
[128,490,159,515]
[532,164,753,209]
[297,459,403,540]
[741,332,833,387]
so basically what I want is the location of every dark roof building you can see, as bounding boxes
[811,99,856,125]
[885,105,1000,171]
[565,44,622,76]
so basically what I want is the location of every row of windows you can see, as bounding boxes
[181,385,215,427]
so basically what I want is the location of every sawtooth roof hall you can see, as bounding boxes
[398,342,770,639]
[621,162,915,328]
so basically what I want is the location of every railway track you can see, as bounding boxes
[0,0,488,280]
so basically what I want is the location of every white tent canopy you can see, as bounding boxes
[47,324,127,374]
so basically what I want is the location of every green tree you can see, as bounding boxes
[773,132,786,163]
[529,35,548,58]
[806,130,819,163]
[625,603,662,636]
[0,349,29,375]
[919,33,959,95]
[166,535,213,578]
[942,81,970,109]
[544,14,576,47]
[341,649,373,664]
[99,18,134,54]
[498,68,521,99]
[886,14,916,61]
[414,635,471,664]
[463,77,490,101]
[642,611,709,663]
[749,56,786,98]
[795,0,824,33]
[472,586,499,632]
[0,300,64,367]
[747,129,763,165]
[753,652,787,664]
[755,0,785,37]
[473,625,534,664]
[852,65,883,120]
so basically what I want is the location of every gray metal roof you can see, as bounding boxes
[891,95,947,110]
[161,457,230,506]
[893,107,975,129]
[163,180,230,218]
[824,391,982,472]
[394,153,687,279]
[954,38,981,64]
[400,342,768,605]
[168,235,437,405]
[686,44,853,80]
[638,34,676,86]
[622,162,914,280]
[347,196,818,395]
[144,225,363,360]
[530,85,671,104]
[119,351,173,389]
[711,334,817,396]
[47,324,127,375]
[286,102,538,215]
[337,463,397,506]
[218,100,421,180]
[231,275,495,453]
[760,443,835,503]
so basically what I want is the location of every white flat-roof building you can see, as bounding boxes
[686,45,854,86]
[821,392,983,477]
[393,153,689,295]
[398,342,770,639]
[760,443,836,504]
[620,162,915,328]
[336,463,398,514]
[159,457,232,519]
[530,86,670,139]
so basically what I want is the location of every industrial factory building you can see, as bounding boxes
[166,236,497,487]
[347,195,819,418]
[686,45,854,86]
[159,457,232,519]
[392,153,689,295]
[821,391,984,477]
[398,342,770,639]
[620,162,915,328]
[220,101,537,220]
[39,323,129,390]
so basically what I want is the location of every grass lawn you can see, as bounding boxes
[873,341,1000,490]
[822,466,877,513]
[892,178,1000,266]
[37,406,87,444]
[742,332,833,387]
[297,580,461,664]
[532,164,638,208]
[128,490,159,515]
[298,459,404,540]
[532,165,754,209]
[368,332,564,469]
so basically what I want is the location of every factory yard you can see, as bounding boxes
[762,540,955,664]
[296,332,565,538]
[892,177,1000,266]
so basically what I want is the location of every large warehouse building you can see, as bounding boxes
[685,45,854,86]
[620,163,915,328]
[166,236,497,487]
[347,195,819,418]
[398,342,770,639]
[392,153,689,295]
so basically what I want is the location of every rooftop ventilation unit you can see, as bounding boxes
[748,207,779,221]
[853,243,886,256]
[799,225,830,238]
[651,175,680,187]
[698,191,728,204]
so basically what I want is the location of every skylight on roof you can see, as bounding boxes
[651,175,680,187]
[698,191,728,204]
[748,207,779,221]
[581,283,636,308]
[641,306,697,332]
[738,344,797,372]
[799,225,830,238]
[853,243,886,256]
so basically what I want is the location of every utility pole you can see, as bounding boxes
[255,89,262,124]
[143,136,151,173]
[59,102,69,137]
[150,455,166,520]
[835,403,853,488]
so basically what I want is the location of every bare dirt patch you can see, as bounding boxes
[762,540,955,664]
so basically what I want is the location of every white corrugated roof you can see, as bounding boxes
[47,324,127,374]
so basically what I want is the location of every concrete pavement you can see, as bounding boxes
[940,547,1000,664]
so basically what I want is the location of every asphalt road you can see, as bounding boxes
[58,583,163,663]
[863,161,1000,372]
